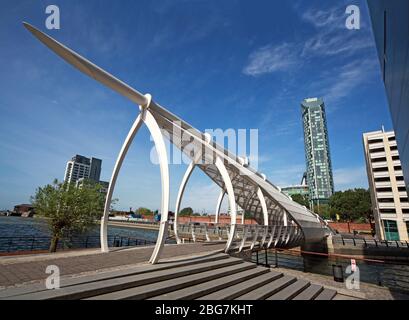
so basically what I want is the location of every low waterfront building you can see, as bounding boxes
[281,185,309,197]
[363,128,409,241]
[13,204,35,217]
[76,178,109,195]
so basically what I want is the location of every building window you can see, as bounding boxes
[380,209,396,214]
[374,177,390,182]
[383,220,399,241]
[407,222,409,238]
[370,147,385,153]
[372,157,387,163]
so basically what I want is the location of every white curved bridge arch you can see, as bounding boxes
[23,22,333,264]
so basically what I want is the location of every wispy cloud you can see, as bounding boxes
[243,3,373,77]
[309,58,378,109]
[243,43,299,76]
[269,164,306,187]
[301,5,372,57]
[333,166,368,191]
[301,6,341,28]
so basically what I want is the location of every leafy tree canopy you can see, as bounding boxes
[179,207,194,217]
[136,207,153,216]
[328,188,372,222]
[291,194,310,208]
[31,179,106,252]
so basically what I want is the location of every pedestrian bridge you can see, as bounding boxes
[23,22,333,265]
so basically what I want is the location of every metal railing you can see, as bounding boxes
[333,235,409,249]
[250,248,409,293]
[175,223,304,251]
[0,235,164,254]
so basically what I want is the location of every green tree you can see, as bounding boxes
[313,204,335,220]
[31,179,106,252]
[291,194,310,208]
[179,207,194,217]
[136,207,153,216]
[328,188,372,222]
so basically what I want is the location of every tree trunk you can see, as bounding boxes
[49,235,59,253]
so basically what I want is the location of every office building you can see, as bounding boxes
[76,178,109,195]
[282,185,309,198]
[64,155,102,184]
[363,128,409,241]
[301,98,335,206]
[282,173,309,198]
[367,0,409,193]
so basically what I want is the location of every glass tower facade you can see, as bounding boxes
[301,98,334,205]
[367,0,409,194]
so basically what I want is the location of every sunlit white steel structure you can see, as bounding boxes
[24,23,332,264]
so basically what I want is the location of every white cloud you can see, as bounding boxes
[242,43,298,76]
[301,6,341,28]
[243,4,373,77]
[333,166,368,191]
[301,5,372,57]
[181,182,226,214]
[311,58,378,109]
[303,33,373,57]
[269,164,306,187]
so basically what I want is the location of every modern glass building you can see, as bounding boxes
[301,98,334,206]
[367,0,409,195]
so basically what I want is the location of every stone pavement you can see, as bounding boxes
[0,242,226,288]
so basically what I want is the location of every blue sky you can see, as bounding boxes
[0,0,392,213]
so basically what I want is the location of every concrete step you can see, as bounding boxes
[0,252,230,299]
[267,279,310,300]
[148,267,270,300]
[86,262,256,300]
[292,284,323,300]
[314,288,337,300]
[197,271,283,300]
[7,256,243,300]
[236,275,297,300]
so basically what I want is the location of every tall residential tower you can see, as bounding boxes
[301,98,334,206]
[64,155,102,184]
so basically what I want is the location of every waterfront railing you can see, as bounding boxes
[0,235,173,254]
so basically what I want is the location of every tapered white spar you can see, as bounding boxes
[22,22,148,107]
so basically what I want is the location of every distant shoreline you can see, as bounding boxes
[107,220,160,231]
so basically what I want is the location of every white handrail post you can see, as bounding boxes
[100,113,144,253]
[214,157,237,253]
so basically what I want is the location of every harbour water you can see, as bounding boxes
[0,216,160,253]
[252,250,409,293]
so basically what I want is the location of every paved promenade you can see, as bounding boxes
[0,243,226,288]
